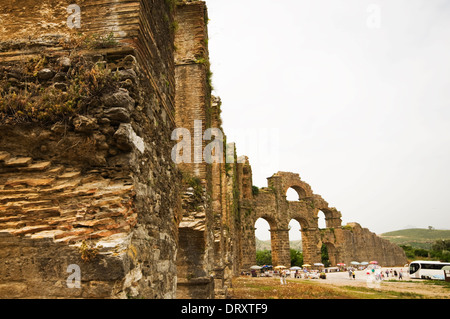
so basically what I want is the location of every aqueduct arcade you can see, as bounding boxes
[240,172,344,269]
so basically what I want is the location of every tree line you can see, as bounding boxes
[256,245,331,267]
[401,239,450,262]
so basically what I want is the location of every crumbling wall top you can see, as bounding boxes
[0,0,141,44]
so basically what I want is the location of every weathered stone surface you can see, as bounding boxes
[104,107,131,123]
[113,123,145,153]
[0,0,180,300]
[4,157,33,167]
[101,89,135,111]
[37,68,54,81]
[0,152,11,162]
[72,115,99,133]
[116,69,137,82]
[5,177,55,187]
[53,82,67,91]
[57,57,71,71]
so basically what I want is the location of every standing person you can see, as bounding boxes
[348,268,353,279]
[399,270,403,280]
[352,270,356,280]
[280,270,286,285]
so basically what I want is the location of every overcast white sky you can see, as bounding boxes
[205,0,450,240]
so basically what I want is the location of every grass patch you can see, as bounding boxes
[386,279,450,289]
[0,54,119,124]
[340,285,425,299]
[422,280,450,289]
[228,277,443,299]
[229,277,355,299]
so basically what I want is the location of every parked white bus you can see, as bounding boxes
[409,260,450,280]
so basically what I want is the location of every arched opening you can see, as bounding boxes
[318,210,327,229]
[255,218,272,266]
[289,219,302,241]
[285,186,306,201]
[255,218,271,241]
[321,242,338,267]
[288,219,303,267]
[286,188,299,201]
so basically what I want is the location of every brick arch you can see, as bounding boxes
[316,207,335,219]
[268,172,314,199]
[252,213,291,267]
[289,215,311,231]
[254,215,277,234]
[317,208,342,227]
[282,182,313,200]
[313,195,342,228]
[285,185,308,200]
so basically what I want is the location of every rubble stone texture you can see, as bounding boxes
[0,0,407,299]
[0,0,180,299]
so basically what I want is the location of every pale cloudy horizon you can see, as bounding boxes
[205,0,450,240]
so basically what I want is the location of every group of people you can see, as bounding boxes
[247,265,407,285]
[253,268,325,284]
[278,269,321,284]
[385,268,404,279]
[348,268,357,280]
[346,266,405,281]
[292,269,326,279]
[370,268,404,280]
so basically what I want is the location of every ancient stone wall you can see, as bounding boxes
[0,0,180,299]
[173,0,215,299]
[210,97,234,298]
[173,1,241,299]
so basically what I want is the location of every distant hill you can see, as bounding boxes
[380,228,450,249]
[255,228,450,254]
[256,238,302,252]
[255,238,271,251]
